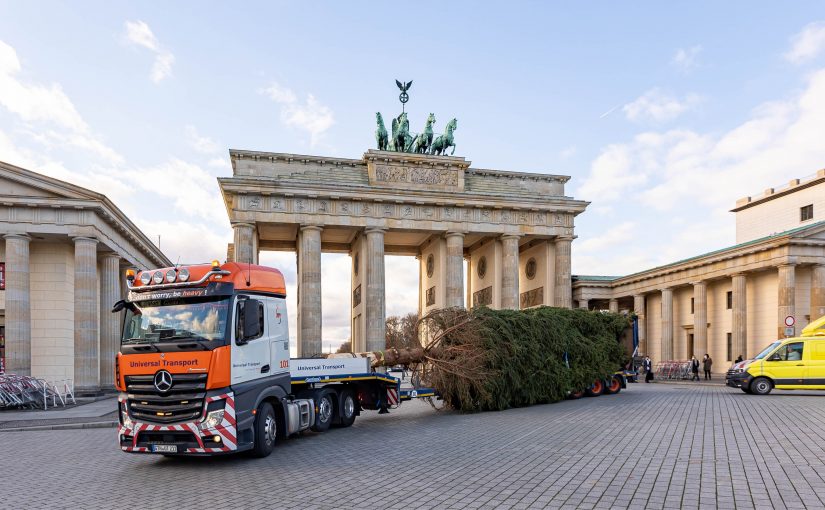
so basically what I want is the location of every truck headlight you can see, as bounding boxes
[200,410,225,430]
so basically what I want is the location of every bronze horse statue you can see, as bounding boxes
[375,112,388,151]
[411,113,436,154]
[430,118,457,156]
[391,112,413,152]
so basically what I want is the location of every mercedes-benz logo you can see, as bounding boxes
[154,370,173,392]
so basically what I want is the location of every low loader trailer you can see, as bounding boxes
[115,261,433,458]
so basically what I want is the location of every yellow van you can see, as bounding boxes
[726,315,825,395]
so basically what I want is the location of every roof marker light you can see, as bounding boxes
[178,268,190,282]
[139,272,152,285]
[165,269,176,283]
[152,271,164,284]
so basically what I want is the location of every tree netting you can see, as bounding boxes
[411,306,630,412]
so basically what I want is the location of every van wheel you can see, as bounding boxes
[251,402,276,458]
[741,387,752,394]
[750,377,773,395]
[585,379,604,397]
[605,376,622,395]
[336,390,357,428]
[311,390,334,432]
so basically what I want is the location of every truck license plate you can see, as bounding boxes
[151,444,177,453]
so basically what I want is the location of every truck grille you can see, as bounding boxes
[125,373,207,424]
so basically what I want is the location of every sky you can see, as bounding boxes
[2,2,825,352]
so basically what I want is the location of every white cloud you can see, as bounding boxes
[185,125,220,154]
[785,22,825,64]
[124,20,175,83]
[671,45,702,72]
[0,39,122,163]
[260,81,334,145]
[575,67,825,275]
[623,88,702,123]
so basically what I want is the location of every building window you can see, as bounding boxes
[726,291,733,310]
[801,204,813,222]
[727,333,732,362]
[690,298,694,314]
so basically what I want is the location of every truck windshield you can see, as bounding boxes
[122,296,231,346]
[753,341,782,360]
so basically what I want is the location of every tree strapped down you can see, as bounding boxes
[354,307,630,413]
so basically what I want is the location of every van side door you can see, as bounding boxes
[806,340,825,388]
[765,341,807,388]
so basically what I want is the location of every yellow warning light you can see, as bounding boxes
[125,269,135,278]
[211,260,220,269]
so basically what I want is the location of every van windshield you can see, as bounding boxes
[753,341,782,360]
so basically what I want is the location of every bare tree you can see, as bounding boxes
[336,338,353,354]
[386,312,419,350]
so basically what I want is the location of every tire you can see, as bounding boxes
[335,390,357,428]
[585,379,604,397]
[741,387,752,394]
[604,376,622,395]
[251,402,276,458]
[568,390,584,400]
[310,390,334,432]
[750,377,773,395]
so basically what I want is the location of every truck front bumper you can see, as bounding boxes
[118,392,240,455]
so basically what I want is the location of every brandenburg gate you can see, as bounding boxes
[219,148,588,355]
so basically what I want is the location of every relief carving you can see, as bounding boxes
[374,164,459,187]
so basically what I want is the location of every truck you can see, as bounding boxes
[114,261,433,457]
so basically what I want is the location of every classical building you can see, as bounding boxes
[574,170,825,365]
[0,161,170,393]
[220,149,588,355]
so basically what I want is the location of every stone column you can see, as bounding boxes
[554,236,573,308]
[692,281,708,357]
[232,223,258,264]
[777,264,796,338]
[634,294,646,355]
[365,228,386,352]
[732,273,747,359]
[99,254,121,390]
[500,235,520,309]
[579,299,590,310]
[609,299,619,313]
[445,232,465,308]
[297,226,322,356]
[661,288,673,361]
[4,234,31,375]
[73,236,100,394]
[812,264,825,321]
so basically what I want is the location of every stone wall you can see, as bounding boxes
[735,175,825,244]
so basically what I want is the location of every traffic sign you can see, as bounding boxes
[785,316,795,327]
[785,326,795,337]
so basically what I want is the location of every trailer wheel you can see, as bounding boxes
[585,379,604,397]
[335,390,357,428]
[311,390,335,432]
[250,402,276,458]
[568,390,584,399]
[605,376,622,395]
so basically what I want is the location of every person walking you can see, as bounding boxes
[703,354,713,380]
[644,356,653,383]
[735,354,744,364]
[690,355,700,381]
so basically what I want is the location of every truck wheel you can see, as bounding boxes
[251,402,276,458]
[605,376,622,395]
[336,390,357,428]
[585,379,604,397]
[750,377,773,395]
[311,390,334,432]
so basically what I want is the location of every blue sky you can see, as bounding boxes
[3,2,825,350]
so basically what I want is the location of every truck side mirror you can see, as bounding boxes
[237,299,264,345]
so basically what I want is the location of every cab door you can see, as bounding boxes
[764,341,807,388]
[230,295,271,385]
[805,340,825,388]
[266,297,290,377]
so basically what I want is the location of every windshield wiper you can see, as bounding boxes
[165,335,212,350]
[122,339,160,352]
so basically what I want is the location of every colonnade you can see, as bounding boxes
[3,233,122,394]
[627,263,825,362]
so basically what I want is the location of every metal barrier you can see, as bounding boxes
[0,374,75,410]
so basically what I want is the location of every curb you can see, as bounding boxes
[0,420,118,433]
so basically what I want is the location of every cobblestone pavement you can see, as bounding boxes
[2,383,825,509]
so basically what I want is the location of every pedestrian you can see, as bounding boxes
[735,354,743,364]
[644,356,653,383]
[690,355,700,381]
[703,354,713,380]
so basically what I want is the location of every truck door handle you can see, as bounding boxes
[261,365,270,373]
